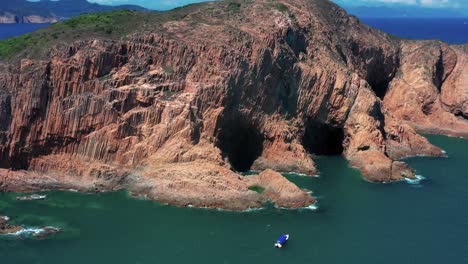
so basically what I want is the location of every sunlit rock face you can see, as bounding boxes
[0,0,466,209]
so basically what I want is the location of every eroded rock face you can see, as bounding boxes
[0,0,466,208]
[384,41,468,138]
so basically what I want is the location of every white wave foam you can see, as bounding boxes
[7,227,44,237]
[275,202,319,211]
[242,207,265,212]
[405,174,426,185]
[285,172,319,177]
[304,204,319,210]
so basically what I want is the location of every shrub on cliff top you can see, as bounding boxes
[0,10,140,59]
[0,5,202,60]
[248,185,266,194]
[227,2,241,12]
[275,3,289,13]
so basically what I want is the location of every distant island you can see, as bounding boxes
[0,0,147,24]
[341,5,467,18]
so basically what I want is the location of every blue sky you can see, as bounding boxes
[84,0,468,11]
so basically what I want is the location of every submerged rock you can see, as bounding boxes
[16,194,47,201]
[32,226,63,239]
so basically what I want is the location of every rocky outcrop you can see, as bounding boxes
[32,226,62,239]
[0,215,62,238]
[0,216,24,234]
[0,13,59,23]
[0,0,466,208]
[246,169,314,208]
[384,41,468,138]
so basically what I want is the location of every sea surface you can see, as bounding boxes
[362,18,468,44]
[1,135,467,263]
[0,23,50,40]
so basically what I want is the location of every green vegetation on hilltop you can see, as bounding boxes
[274,3,289,13]
[227,2,242,12]
[0,10,140,59]
[0,0,298,61]
[0,10,141,59]
[0,4,205,61]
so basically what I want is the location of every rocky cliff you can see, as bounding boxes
[0,12,59,23]
[0,0,466,210]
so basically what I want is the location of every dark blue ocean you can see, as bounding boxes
[362,18,468,44]
[0,23,50,40]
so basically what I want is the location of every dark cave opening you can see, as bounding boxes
[301,121,344,155]
[372,82,389,100]
[433,52,445,92]
[216,121,264,172]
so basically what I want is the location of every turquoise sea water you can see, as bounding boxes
[1,135,467,263]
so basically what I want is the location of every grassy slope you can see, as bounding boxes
[1,0,147,18]
[0,4,205,61]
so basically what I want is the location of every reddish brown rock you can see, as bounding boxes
[0,0,466,209]
[246,169,315,208]
[384,41,468,138]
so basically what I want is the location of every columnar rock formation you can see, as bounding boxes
[0,0,466,209]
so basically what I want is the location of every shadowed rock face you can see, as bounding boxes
[0,0,466,209]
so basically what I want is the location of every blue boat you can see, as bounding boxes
[274,234,289,248]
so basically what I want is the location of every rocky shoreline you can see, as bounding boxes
[0,167,315,211]
[1,215,63,238]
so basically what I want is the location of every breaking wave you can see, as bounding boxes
[405,175,426,185]
[303,203,319,210]
[4,227,45,237]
